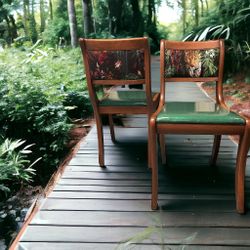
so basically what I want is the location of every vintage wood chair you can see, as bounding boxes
[79,37,159,167]
[149,39,250,214]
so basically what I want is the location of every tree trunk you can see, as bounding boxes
[9,15,18,40]
[23,0,29,37]
[205,0,208,11]
[91,0,97,34]
[194,0,199,26]
[147,0,153,26]
[182,0,187,35]
[67,0,78,47]
[29,0,38,43]
[49,0,53,20]
[200,0,204,17]
[146,0,159,52]
[40,0,46,32]
[107,0,123,35]
[4,15,11,44]
[82,0,94,37]
[129,0,143,36]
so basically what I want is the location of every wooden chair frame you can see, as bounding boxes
[79,37,159,167]
[149,39,250,214]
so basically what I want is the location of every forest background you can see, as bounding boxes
[0,0,250,246]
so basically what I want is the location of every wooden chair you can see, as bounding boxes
[149,39,250,214]
[79,37,159,167]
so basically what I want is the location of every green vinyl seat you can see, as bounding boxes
[99,90,158,106]
[156,102,245,124]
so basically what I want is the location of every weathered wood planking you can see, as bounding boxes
[14,66,250,249]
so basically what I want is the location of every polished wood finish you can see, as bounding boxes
[79,37,159,167]
[149,39,250,214]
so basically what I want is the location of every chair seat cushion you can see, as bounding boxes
[99,90,156,106]
[156,102,245,124]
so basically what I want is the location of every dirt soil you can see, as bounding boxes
[200,82,250,118]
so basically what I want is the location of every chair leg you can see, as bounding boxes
[96,114,105,167]
[108,114,116,143]
[210,135,221,166]
[148,118,152,169]
[159,134,166,165]
[150,123,158,210]
[235,127,250,214]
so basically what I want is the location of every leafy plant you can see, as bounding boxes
[184,0,250,74]
[0,45,91,184]
[0,79,72,183]
[0,138,40,194]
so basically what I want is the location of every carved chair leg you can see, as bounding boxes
[108,114,116,143]
[235,127,250,214]
[150,124,159,210]
[159,134,166,165]
[96,114,105,167]
[210,135,221,166]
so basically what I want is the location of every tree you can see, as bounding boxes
[29,0,38,42]
[23,0,29,37]
[82,0,94,37]
[130,0,143,36]
[67,0,78,47]
[181,0,187,34]
[145,0,160,52]
[0,0,19,44]
[49,0,53,20]
[40,0,46,32]
[107,0,124,35]
[193,0,199,26]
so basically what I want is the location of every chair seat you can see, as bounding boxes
[99,90,157,106]
[156,102,245,124]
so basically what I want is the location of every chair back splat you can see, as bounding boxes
[79,37,160,167]
[149,39,250,214]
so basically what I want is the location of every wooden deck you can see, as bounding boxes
[13,59,250,250]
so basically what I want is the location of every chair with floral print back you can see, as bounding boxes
[149,39,250,214]
[79,37,160,167]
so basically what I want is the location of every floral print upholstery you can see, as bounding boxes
[164,48,219,78]
[87,50,145,80]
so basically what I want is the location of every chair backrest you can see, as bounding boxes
[160,40,225,105]
[79,37,153,110]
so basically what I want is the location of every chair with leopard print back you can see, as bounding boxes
[149,39,250,214]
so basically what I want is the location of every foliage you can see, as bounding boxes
[42,17,70,46]
[183,0,250,74]
[0,138,39,194]
[0,45,91,184]
[0,79,71,182]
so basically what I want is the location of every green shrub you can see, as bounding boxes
[42,18,70,46]
[0,47,91,118]
[0,138,39,195]
[63,91,92,119]
[0,46,92,184]
[0,80,72,183]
